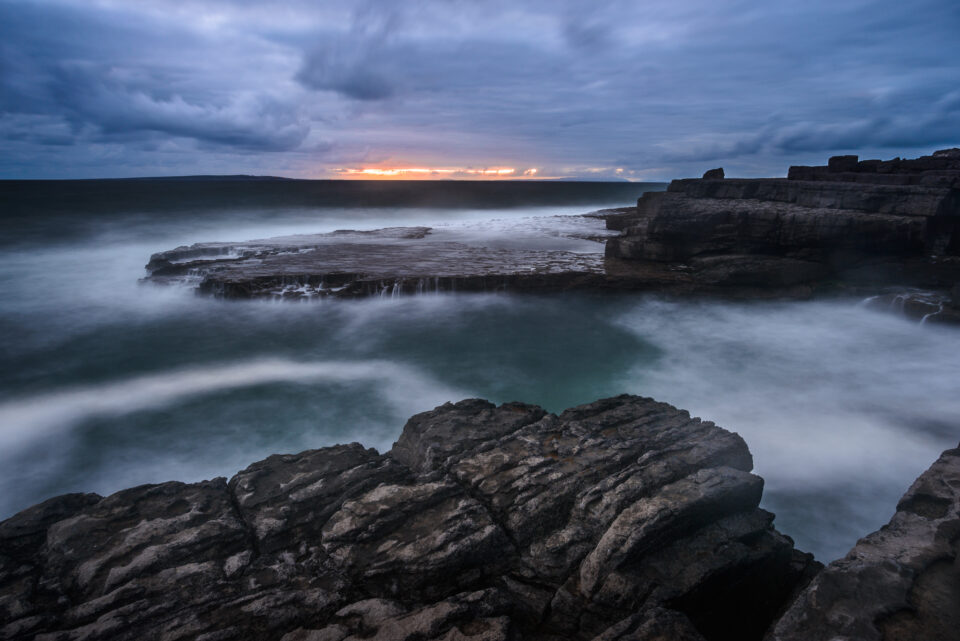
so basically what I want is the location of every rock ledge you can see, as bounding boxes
[1,396,819,641]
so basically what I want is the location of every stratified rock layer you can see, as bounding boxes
[769,443,960,641]
[606,149,960,302]
[141,150,960,307]
[143,222,630,299]
[0,396,819,641]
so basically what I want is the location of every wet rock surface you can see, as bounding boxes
[606,149,960,317]
[139,149,960,310]
[769,442,960,641]
[861,290,960,325]
[0,395,820,641]
[143,219,630,299]
[142,150,960,310]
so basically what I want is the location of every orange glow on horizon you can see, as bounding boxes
[333,166,540,179]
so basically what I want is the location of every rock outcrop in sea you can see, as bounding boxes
[606,148,960,320]
[1,396,820,641]
[144,149,960,320]
[144,225,623,299]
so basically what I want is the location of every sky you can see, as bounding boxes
[1,0,958,180]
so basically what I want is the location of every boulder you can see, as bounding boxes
[769,443,960,641]
[702,168,725,180]
[0,396,819,641]
[9,396,959,641]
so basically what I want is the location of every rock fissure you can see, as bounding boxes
[439,465,523,563]
[3,395,957,640]
[225,483,261,569]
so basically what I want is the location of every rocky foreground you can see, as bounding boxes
[2,395,958,640]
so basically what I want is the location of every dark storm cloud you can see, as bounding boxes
[1,0,958,178]
[660,87,960,164]
[295,5,401,100]
[0,2,309,154]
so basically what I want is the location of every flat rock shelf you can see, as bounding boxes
[143,221,643,299]
[143,150,960,317]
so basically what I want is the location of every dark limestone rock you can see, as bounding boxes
[664,178,958,218]
[229,443,408,556]
[608,150,960,298]
[828,155,859,173]
[0,493,102,560]
[787,149,960,187]
[321,479,513,602]
[769,443,960,641]
[139,151,960,303]
[590,607,707,641]
[0,478,346,641]
[877,157,902,174]
[280,589,519,641]
[689,255,829,288]
[0,395,820,641]
[583,207,639,233]
[861,289,960,325]
[142,222,622,300]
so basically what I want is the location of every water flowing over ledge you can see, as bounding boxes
[142,150,960,319]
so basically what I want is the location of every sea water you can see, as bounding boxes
[1,181,958,562]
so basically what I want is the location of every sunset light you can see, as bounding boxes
[334,166,539,179]
[5,2,960,638]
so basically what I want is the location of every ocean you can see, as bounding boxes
[1,178,959,562]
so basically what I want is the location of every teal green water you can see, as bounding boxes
[2,201,959,562]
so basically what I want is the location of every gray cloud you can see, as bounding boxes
[295,4,402,100]
[1,0,958,178]
[0,1,310,154]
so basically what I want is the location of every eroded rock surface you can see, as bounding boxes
[141,150,960,307]
[0,396,819,641]
[861,290,960,325]
[769,443,960,641]
[143,219,627,299]
[606,149,960,311]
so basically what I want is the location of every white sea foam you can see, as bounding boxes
[0,358,466,454]
[613,298,960,559]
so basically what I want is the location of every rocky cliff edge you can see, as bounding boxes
[606,149,960,317]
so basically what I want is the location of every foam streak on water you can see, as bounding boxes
[0,359,465,452]
[1,199,958,564]
[613,298,960,560]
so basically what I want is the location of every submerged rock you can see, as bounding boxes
[861,290,960,325]
[0,395,819,640]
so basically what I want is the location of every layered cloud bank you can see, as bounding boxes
[1,0,958,179]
